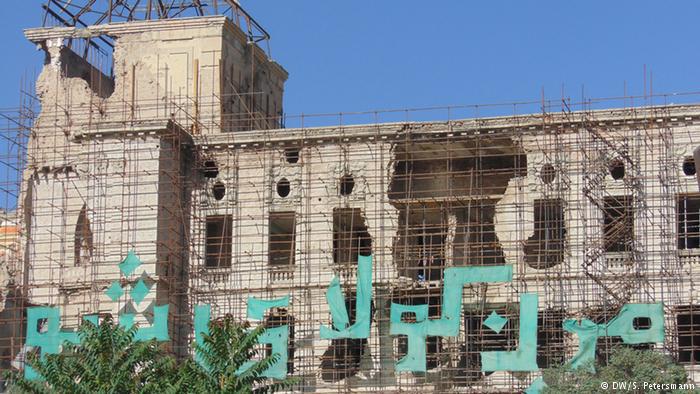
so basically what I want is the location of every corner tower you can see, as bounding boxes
[20,1,286,355]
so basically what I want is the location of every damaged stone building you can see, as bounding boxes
[3,1,700,392]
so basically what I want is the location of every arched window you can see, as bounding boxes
[74,204,93,266]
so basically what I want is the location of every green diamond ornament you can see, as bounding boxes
[483,310,508,334]
[119,250,142,276]
[105,281,124,301]
[130,279,151,305]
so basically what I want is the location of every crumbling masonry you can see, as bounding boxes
[2,8,700,393]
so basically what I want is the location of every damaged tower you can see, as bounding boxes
[2,1,700,392]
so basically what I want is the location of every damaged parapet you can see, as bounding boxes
[24,15,288,168]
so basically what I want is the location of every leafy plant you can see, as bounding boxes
[178,316,299,393]
[7,315,181,394]
[542,346,693,394]
[6,314,299,393]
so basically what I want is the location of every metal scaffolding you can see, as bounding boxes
[1,3,700,392]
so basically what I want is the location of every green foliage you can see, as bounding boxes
[7,315,181,394]
[6,315,299,394]
[542,347,693,394]
[178,315,299,394]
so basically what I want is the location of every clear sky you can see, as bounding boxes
[2,1,700,121]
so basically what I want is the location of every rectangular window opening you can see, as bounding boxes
[678,194,700,250]
[205,215,232,268]
[677,305,700,364]
[603,195,633,253]
[537,309,566,368]
[269,212,296,266]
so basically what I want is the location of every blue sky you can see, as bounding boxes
[1,1,700,118]
[0,1,698,209]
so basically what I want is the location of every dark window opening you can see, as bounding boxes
[321,293,374,381]
[400,311,417,323]
[633,317,652,330]
[388,141,527,200]
[524,199,566,269]
[677,305,700,364]
[284,148,300,164]
[683,157,696,176]
[74,204,93,266]
[393,289,442,371]
[541,163,556,184]
[456,305,518,384]
[276,178,291,198]
[603,196,633,253]
[394,208,446,281]
[265,309,295,374]
[269,212,296,266]
[678,194,700,250]
[205,215,232,268]
[609,159,625,180]
[537,309,566,368]
[453,203,506,266]
[203,160,219,178]
[595,337,652,365]
[339,174,355,196]
[333,208,372,264]
[595,336,623,365]
[321,338,367,382]
[212,181,226,201]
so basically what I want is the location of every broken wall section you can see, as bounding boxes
[25,16,288,141]
[221,23,287,131]
[29,37,113,168]
[390,138,526,282]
